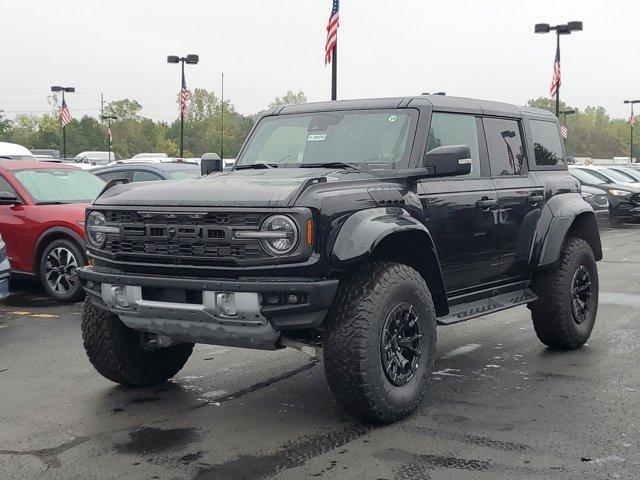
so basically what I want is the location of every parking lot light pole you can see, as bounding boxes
[167,54,199,157]
[50,86,75,159]
[535,21,583,118]
[101,115,117,162]
[624,100,640,163]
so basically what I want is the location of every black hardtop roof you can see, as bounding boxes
[273,95,554,119]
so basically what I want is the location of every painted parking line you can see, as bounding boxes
[7,311,59,319]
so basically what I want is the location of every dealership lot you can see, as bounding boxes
[1,223,639,480]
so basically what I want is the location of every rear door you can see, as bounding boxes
[419,112,500,294]
[483,117,544,281]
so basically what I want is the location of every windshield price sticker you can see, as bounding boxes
[307,134,327,142]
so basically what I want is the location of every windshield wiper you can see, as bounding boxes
[234,163,274,170]
[300,162,360,170]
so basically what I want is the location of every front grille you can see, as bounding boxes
[98,209,272,266]
[593,194,608,207]
[631,193,640,205]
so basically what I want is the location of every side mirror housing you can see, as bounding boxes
[0,191,22,206]
[423,145,472,177]
[201,153,223,176]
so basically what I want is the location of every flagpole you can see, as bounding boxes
[555,30,560,118]
[62,90,67,160]
[331,44,337,101]
[180,60,185,157]
[632,103,634,163]
[221,72,224,159]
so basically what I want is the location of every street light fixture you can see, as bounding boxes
[534,21,583,118]
[624,100,640,163]
[167,54,199,157]
[50,85,75,159]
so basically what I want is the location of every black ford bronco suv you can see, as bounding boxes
[78,95,601,423]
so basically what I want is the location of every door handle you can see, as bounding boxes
[476,198,497,209]
[528,194,544,204]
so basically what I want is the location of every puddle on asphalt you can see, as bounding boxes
[115,427,200,455]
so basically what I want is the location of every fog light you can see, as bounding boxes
[111,285,130,308]
[216,292,237,317]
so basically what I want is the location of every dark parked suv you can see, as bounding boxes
[79,96,601,422]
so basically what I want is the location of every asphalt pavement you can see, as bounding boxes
[1,223,639,480]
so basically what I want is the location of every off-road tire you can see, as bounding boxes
[81,297,194,386]
[531,237,598,350]
[323,262,437,423]
[39,238,85,303]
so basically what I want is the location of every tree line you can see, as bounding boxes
[0,93,636,160]
[0,90,307,159]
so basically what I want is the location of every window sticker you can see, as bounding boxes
[307,133,327,142]
[388,115,397,123]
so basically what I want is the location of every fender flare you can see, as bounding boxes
[329,207,435,265]
[529,192,602,269]
[33,227,86,274]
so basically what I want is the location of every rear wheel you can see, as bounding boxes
[323,262,437,423]
[81,297,194,386]
[39,238,84,302]
[531,237,598,350]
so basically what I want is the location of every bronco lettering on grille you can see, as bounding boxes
[120,224,229,243]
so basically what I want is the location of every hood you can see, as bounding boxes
[94,168,341,207]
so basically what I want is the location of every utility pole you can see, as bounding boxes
[101,115,117,161]
[100,93,104,124]
[221,72,224,159]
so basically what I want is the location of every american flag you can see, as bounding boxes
[560,123,568,139]
[630,115,637,127]
[59,99,72,127]
[180,75,190,117]
[550,48,561,98]
[325,0,339,65]
[107,127,113,142]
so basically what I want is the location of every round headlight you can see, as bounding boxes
[260,215,298,255]
[86,211,107,248]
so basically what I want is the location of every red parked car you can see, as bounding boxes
[0,161,105,301]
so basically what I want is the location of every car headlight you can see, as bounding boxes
[259,215,298,255]
[608,189,632,197]
[86,211,117,249]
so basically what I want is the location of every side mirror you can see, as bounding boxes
[424,145,472,177]
[201,153,223,176]
[0,191,21,206]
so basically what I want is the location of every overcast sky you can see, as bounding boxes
[2,0,638,122]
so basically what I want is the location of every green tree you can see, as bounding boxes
[269,90,307,108]
[0,111,11,138]
[104,99,143,120]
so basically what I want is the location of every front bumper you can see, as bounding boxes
[610,204,640,219]
[78,266,339,350]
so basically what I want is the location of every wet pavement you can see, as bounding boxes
[1,223,639,479]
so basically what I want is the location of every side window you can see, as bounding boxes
[97,171,129,183]
[530,120,564,167]
[0,174,17,195]
[426,113,481,178]
[132,170,162,182]
[483,118,525,176]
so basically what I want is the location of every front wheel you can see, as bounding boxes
[39,238,84,302]
[323,262,437,423]
[531,237,599,350]
[81,298,194,386]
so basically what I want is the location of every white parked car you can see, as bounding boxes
[131,153,168,159]
[73,151,116,169]
[0,141,36,161]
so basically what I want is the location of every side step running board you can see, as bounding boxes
[437,288,538,326]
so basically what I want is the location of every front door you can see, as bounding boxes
[483,117,544,281]
[420,112,500,294]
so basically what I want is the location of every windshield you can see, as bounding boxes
[601,167,639,183]
[14,168,105,203]
[168,169,201,180]
[236,109,417,169]
[614,167,640,181]
[570,168,611,185]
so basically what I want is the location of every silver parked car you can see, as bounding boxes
[0,233,10,300]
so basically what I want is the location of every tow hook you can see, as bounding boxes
[279,337,323,360]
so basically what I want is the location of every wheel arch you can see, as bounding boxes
[330,208,448,316]
[530,193,603,270]
[33,227,86,275]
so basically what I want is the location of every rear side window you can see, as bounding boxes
[483,118,525,176]
[132,170,162,182]
[530,120,564,167]
[97,171,130,183]
[426,113,481,178]
[0,174,17,195]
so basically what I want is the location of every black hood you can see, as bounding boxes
[94,168,339,207]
